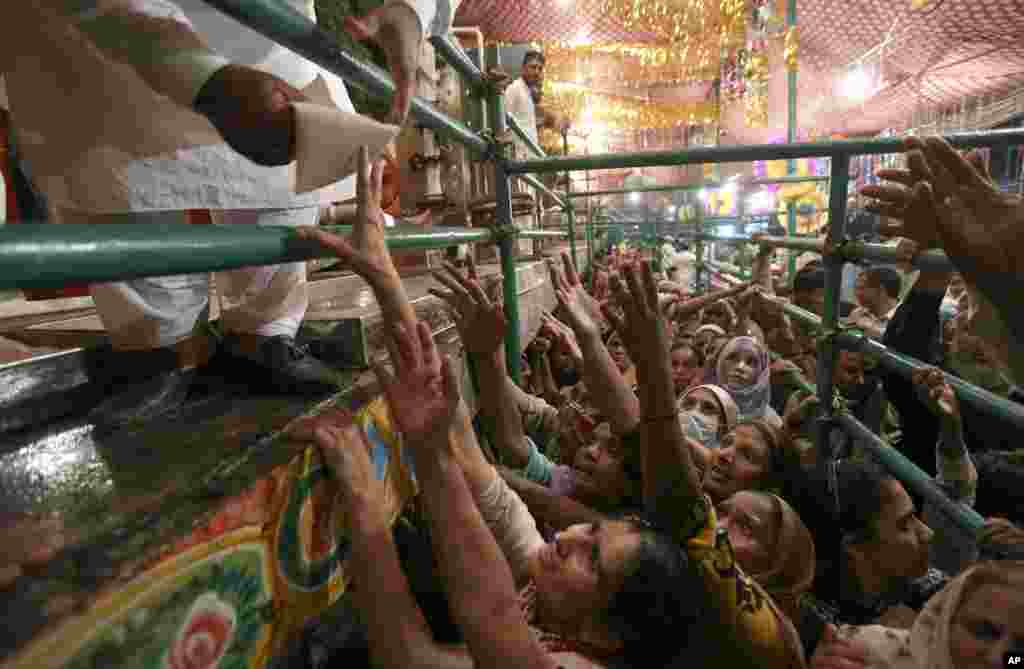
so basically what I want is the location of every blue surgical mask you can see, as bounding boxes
[680,411,720,449]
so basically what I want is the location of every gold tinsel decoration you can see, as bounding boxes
[542,81,719,130]
[720,0,748,48]
[783,26,798,71]
[599,0,713,45]
[542,42,719,88]
[744,90,768,127]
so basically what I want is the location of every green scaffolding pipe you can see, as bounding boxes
[565,175,829,199]
[815,155,851,499]
[835,332,1024,434]
[429,34,486,89]
[199,0,488,155]
[0,224,494,290]
[563,133,579,267]
[835,413,984,535]
[518,229,568,239]
[507,114,547,159]
[518,173,567,210]
[505,128,1024,174]
[686,235,955,271]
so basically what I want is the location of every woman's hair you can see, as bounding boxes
[602,519,707,665]
[786,459,893,602]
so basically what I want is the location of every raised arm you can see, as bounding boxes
[549,255,641,434]
[603,263,706,532]
[430,260,531,469]
[296,150,417,334]
[498,466,606,531]
[376,321,552,669]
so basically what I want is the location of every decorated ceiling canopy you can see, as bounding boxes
[454,0,1024,136]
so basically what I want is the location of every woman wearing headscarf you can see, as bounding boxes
[810,561,1024,669]
[677,384,740,479]
[712,336,782,428]
[718,491,817,624]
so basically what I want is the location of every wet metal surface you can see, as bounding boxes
[0,249,572,662]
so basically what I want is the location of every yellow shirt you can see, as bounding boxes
[683,495,806,668]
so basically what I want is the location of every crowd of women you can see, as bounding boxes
[287,135,1024,668]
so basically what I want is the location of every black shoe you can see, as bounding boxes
[219,334,341,396]
[86,347,196,431]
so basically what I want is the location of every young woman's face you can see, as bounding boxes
[718,492,780,577]
[703,424,772,502]
[670,347,701,394]
[530,520,642,631]
[950,579,1024,669]
[721,347,760,387]
[572,429,629,506]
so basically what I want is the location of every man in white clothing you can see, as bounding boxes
[503,49,545,159]
[0,0,443,429]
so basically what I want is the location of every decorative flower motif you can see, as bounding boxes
[167,592,237,669]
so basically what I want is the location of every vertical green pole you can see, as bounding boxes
[563,131,579,268]
[490,93,521,383]
[786,0,798,281]
[816,153,851,512]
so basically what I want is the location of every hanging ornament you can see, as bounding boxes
[784,26,799,71]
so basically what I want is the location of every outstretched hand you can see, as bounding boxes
[375,321,461,444]
[287,407,383,523]
[602,261,670,374]
[865,136,1024,316]
[344,3,422,125]
[295,147,394,281]
[430,260,507,356]
[549,254,602,339]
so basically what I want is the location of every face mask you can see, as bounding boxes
[680,411,720,448]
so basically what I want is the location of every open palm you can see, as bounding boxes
[430,261,507,356]
[294,147,393,280]
[376,321,460,442]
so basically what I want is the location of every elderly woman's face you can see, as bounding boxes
[529,520,642,632]
[949,579,1024,669]
[718,492,780,577]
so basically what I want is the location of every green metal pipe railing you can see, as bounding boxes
[815,155,851,501]
[836,332,1024,434]
[505,128,1024,174]
[507,114,548,160]
[518,230,569,239]
[835,413,985,534]
[428,35,487,90]
[199,0,488,155]
[688,235,954,272]
[518,174,567,210]
[0,223,494,289]
[565,175,829,199]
